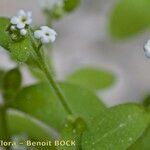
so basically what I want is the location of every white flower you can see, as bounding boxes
[34,26,57,44]
[11,9,32,29]
[20,29,27,36]
[144,40,150,58]
[38,0,64,10]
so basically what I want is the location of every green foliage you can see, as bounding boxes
[128,126,150,150]
[143,95,150,109]
[2,68,22,103]
[110,0,150,39]
[66,67,116,91]
[64,0,80,12]
[10,82,105,131]
[58,117,86,150]
[9,37,34,62]
[128,95,150,149]
[0,17,36,62]
[0,17,12,50]
[2,110,56,150]
[82,104,150,150]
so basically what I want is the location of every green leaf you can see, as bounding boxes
[143,95,150,108]
[58,117,86,150]
[82,104,150,150]
[0,17,12,50]
[0,110,56,150]
[10,82,105,131]
[0,17,35,62]
[66,67,116,90]
[64,0,80,12]
[9,37,34,62]
[128,126,150,150]
[2,68,22,103]
[110,0,150,38]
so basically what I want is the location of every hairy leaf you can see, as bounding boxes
[2,68,22,103]
[82,104,150,150]
[10,82,105,131]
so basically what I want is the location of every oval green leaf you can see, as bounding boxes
[82,104,150,150]
[10,82,105,131]
[128,126,150,150]
[2,68,22,103]
[64,0,80,12]
[110,0,150,38]
[9,36,34,62]
[0,110,56,150]
[66,67,116,91]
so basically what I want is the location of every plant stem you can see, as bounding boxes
[0,105,10,150]
[36,50,73,115]
[29,29,73,115]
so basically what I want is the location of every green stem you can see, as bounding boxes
[36,50,73,115]
[0,105,10,150]
[29,29,73,115]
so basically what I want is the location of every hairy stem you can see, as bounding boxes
[29,29,73,115]
[36,50,73,115]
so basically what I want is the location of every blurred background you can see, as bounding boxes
[0,0,150,106]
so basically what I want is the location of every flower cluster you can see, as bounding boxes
[144,40,150,58]
[10,10,32,36]
[10,9,57,44]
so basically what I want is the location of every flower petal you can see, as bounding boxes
[49,35,56,42]
[17,22,25,29]
[17,9,26,17]
[40,26,50,32]
[11,16,19,25]
[26,18,32,25]
[41,36,50,44]
[34,30,44,39]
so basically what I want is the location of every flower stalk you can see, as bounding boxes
[36,49,73,115]
[29,30,73,115]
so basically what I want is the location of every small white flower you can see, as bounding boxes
[20,29,27,36]
[38,0,64,10]
[34,26,57,44]
[144,40,150,58]
[11,9,32,29]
